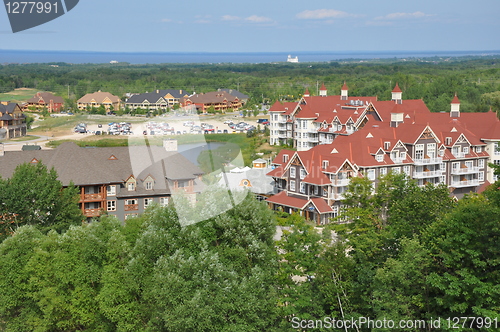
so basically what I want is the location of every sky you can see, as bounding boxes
[0,0,499,53]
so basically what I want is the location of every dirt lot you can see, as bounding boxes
[3,112,269,151]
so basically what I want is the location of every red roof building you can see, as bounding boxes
[266,88,500,225]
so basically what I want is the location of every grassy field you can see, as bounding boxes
[0,88,39,103]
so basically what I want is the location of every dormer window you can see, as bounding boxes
[145,181,153,190]
[126,176,137,191]
[283,154,289,163]
[322,160,329,169]
[376,154,383,162]
[384,142,391,150]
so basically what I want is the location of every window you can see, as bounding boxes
[495,143,500,156]
[160,197,169,207]
[452,162,459,171]
[403,165,411,175]
[107,200,116,211]
[289,180,296,191]
[478,172,484,182]
[323,188,328,197]
[445,137,452,145]
[144,198,153,209]
[314,186,319,195]
[107,185,116,196]
[463,146,469,155]
[178,180,188,188]
[440,175,446,184]
[427,143,436,158]
[283,154,289,163]
[465,161,473,170]
[392,167,401,174]
[384,142,391,150]
[145,181,153,190]
[380,167,387,176]
[127,181,135,191]
[125,199,137,205]
[452,146,460,156]
[290,167,296,178]
[440,162,446,171]
[479,159,485,168]
[376,154,383,162]
[415,144,424,159]
[300,169,306,180]
[439,149,445,157]
[476,146,482,153]
[400,151,407,160]
[300,182,305,194]
[332,206,339,218]
[367,169,375,180]
[322,160,329,169]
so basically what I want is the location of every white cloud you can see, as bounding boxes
[222,15,241,21]
[296,9,353,20]
[195,20,211,24]
[161,18,172,23]
[375,11,432,20]
[245,15,273,23]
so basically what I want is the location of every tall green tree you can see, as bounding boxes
[0,162,83,239]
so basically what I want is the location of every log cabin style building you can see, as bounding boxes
[266,87,500,225]
[0,102,27,140]
[0,140,204,221]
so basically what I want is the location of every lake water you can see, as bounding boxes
[177,142,225,166]
[1,49,499,64]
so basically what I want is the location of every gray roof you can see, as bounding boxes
[157,89,190,98]
[126,92,166,104]
[0,142,204,192]
[218,89,249,100]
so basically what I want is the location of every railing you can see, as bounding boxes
[83,193,103,201]
[83,209,101,217]
[450,180,480,188]
[413,170,443,178]
[413,157,442,165]
[390,157,406,164]
[451,167,480,175]
[308,137,319,143]
[452,152,467,158]
[331,179,350,187]
[124,204,139,211]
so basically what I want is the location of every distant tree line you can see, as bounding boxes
[1,56,500,113]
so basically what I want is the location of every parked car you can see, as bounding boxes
[257,118,269,123]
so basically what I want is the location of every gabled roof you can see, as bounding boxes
[126,92,166,104]
[27,92,64,104]
[0,143,203,193]
[78,91,121,104]
[218,89,249,100]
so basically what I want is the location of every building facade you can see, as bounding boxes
[24,92,64,112]
[0,140,204,221]
[266,90,500,225]
[77,91,122,111]
[0,102,27,139]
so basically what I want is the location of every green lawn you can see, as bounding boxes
[0,88,39,103]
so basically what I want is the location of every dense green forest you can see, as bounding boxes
[1,162,500,331]
[1,56,499,113]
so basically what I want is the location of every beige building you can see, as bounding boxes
[77,91,121,111]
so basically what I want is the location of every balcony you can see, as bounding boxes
[391,157,406,164]
[308,128,320,134]
[308,136,319,143]
[413,157,442,165]
[278,133,289,139]
[83,193,104,201]
[451,167,480,175]
[335,193,346,200]
[413,170,443,179]
[452,152,467,158]
[450,180,480,188]
[83,208,101,217]
[331,178,350,187]
[124,204,139,211]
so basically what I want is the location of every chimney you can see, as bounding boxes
[450,94,460,118]
[341,81,348,101]
[392,83,402,104]
[163,138,178,152]
[304,88,310,97]
[319,83,327,97]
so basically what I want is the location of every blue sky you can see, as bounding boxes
[1,0,499,53]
